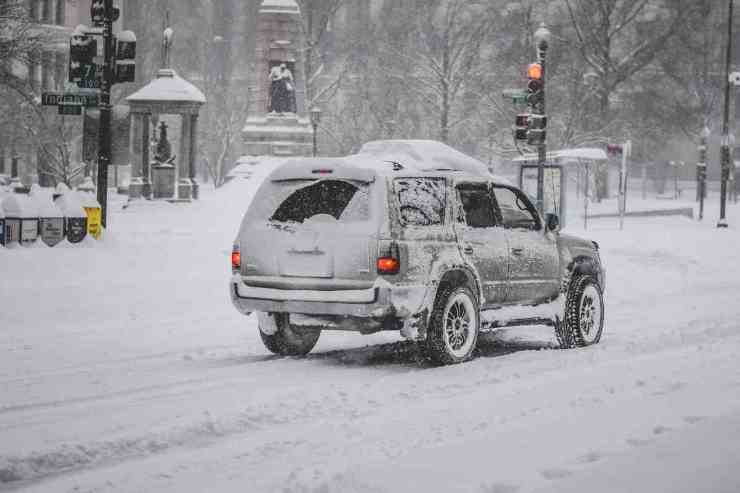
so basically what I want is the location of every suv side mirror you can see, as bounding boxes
[545,213,560,232]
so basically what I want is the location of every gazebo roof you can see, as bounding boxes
[126,69,206,105]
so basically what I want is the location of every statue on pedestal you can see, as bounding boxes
[153,121,175,165]
[269,62,296,114]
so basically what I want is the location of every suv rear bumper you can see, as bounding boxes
[230,274,403,319]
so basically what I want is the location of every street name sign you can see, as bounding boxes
[58,102,83,115]
[41,92,99,107]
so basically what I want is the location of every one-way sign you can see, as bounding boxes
[41,92,99,107]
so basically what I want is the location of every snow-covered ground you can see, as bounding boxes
[2,172,740,493]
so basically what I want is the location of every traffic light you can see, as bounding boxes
[515,113,529,141]
[114,31,137,83]
[527,114,547,146]
[606,143,623,157]
[69,34,97,88]
[90,0,105,25]
[91,1,120,26]
[527,63,544,110]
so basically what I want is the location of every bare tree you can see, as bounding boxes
[375,0,497,143]
[0,0,44,98]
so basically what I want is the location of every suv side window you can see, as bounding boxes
[493,186,541,230]
[395,178,446,226]
[456,185,497,228]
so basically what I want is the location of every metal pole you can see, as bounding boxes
[312,123,318,157]
[584,164,589,230]
[619,141,629,230]
[536,43,548,217]
[96,0,113,229]
[718,0,733,228]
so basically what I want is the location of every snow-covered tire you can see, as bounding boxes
[558,274,604,348]
[259,313,321,356]
[425,284,480,365]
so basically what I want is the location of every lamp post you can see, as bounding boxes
[718,0,733,228]
[310,106,321,157]
[487,120,495,173]
[533,23,551,217]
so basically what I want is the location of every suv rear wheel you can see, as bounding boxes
[558,274,604,348]
[258,313,321,356]
[425,285,480,365]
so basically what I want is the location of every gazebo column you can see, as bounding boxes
[189,113,199,199]
[141,113,152,199]
[128,113,143,199]
[177,113,193,201]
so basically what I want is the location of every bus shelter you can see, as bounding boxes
[513,148,608,229]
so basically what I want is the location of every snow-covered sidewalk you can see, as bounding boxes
[1,176,740,492]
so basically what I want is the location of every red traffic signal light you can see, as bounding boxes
[606,144,623,156]
[527,63,544,108]
[527,63,543,80]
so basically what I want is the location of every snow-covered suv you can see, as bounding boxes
[230,141,605,365]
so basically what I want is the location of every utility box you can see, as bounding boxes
[0,200,5,246]
[2,194,39,246]
[34,191,66,247]
[55,192,88,244]
[78,192,102,239]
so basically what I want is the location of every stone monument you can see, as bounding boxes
[127,28,206,201]
[150,121,176,199]
[242,0,313,157]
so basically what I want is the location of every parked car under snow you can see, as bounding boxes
[230,140,605,365]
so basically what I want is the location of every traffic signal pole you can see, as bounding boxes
[95,0,114,229]
[535,35,548,218]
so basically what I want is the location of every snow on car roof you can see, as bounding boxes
[265,140,512,185]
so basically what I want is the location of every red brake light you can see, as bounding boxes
[377,257,400,275]
[231,244,241,272]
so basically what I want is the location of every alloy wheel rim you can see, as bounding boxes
[579,284,602,343]
[443,293,477,358]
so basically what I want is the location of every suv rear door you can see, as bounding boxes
[454,182,509,308]
[238,176,380,290]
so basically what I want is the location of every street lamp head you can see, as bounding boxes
[534,23,551,50]
[310,106,322,127]
[702,126,711,139]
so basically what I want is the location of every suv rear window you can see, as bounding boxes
[395,178,446,226]
[270,180,369,224]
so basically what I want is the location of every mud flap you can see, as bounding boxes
[401,308,429,341]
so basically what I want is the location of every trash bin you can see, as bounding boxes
[78,192,102,240]
[32,189,65,247]
[55,192,87,244]
[2,194,39,246]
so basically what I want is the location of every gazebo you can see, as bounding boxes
[126,68,206,201]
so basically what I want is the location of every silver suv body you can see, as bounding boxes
[230,141,605,364]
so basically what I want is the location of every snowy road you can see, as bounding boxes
[2,179,740,492]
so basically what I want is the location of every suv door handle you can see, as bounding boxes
[463,245,474,255]
[511,247,524,256]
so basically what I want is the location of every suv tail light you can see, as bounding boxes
[231,243,241,273]
[377,241,400,275]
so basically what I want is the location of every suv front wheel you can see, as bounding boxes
[258,313,321,356]
[558,274,604,348]
[425,285,480,365]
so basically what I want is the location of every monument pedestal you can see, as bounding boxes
[242,114,313,157]
[152,163,175,199]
